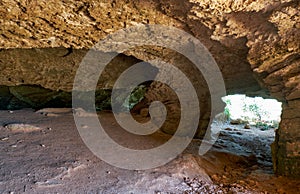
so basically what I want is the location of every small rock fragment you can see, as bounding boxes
[211,174,219,181]
[230,119,242,125]
[81,125,88,129]
[45,113,59,117]
[140,108,149,117]
[36,108,72,115]
[5,123,41,133]
[244,124,251,129]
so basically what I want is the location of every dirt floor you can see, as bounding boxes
[0,108,299,193]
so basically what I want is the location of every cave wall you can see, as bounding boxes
[0,0,299,177]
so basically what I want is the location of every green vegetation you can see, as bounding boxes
[222,95,281,130]
[127,85,148,109]
[223,99,231,121]
[242,101,267,121]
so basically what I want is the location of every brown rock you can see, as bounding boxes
[140,108,149,117]
[244,124,251,129]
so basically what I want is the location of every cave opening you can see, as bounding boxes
[213,94,282,171]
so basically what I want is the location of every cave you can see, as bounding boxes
[214,95,282,169]
[0,0,299,193]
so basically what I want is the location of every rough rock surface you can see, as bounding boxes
[0,0,299,176]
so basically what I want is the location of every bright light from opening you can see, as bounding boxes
[222,95,282,122]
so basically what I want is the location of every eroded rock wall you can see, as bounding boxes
[157,0,300,176]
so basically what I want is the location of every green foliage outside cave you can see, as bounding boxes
[222,95,281,130]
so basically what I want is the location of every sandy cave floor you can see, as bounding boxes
[0,108,299,194]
